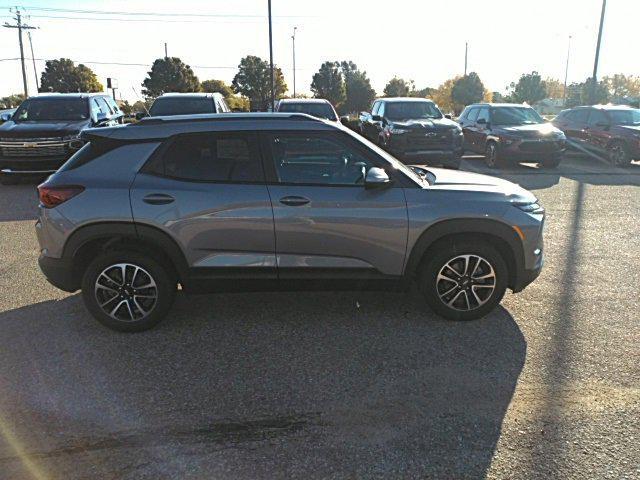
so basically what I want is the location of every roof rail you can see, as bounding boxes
[135,113,322,126]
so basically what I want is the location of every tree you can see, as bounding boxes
[565,78,609,107]
[508,71,547,104]
[232,55,287,111]
[201,79,234,97]
[543,78,564,99]
[310,61,346,108]
[383,77,413,97]
[432,77,461,114]
[410,86,434,98]
[119,100,133,115]
[451,72,485,110]
[0,93,26,109]
[142,57,201,98]
[491,91,507,103]
[603,74,640,99]
[339,61,375,114]
[131,99,152,114]
[39,58,103,93]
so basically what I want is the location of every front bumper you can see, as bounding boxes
[38,254,79,292]
[0,156,68,176]
[500,138,566,160]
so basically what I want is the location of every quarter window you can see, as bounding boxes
[267,134,374,186]
[154,132,263,182]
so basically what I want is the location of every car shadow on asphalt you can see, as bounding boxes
[0,183,39,222]
[0,290,525,478]
[461,154,640,190]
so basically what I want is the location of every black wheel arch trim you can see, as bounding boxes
[62,221,190,282]
[404,218,525,288]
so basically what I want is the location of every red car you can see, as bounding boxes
[552,105,640,166]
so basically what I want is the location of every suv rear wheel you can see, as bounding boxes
[609,140,632,167]
[484,142,505,168]
[81,251,177,332]
[419,241,508,321]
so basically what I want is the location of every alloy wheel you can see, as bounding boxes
[94,263,158,322]
[436,254,496,311]
[486,144,497,167]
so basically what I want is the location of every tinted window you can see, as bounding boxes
[277,102,337,121]
[155,133,263,182]
[384,101,442,121]
[14,98,89,121]
[477,107,490,123]
[105,97,120,114]
[96,97,112,115]
[268,134,374,185]
[149,98,216,116]
[569,109,590,123]
[608,109,640,125]
[588,109,609,126]
[466,107,479,122]
[491,107,543,125]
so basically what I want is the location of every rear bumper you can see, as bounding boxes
[38,254,79,292]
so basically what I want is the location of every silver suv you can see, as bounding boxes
[36,113,544,332]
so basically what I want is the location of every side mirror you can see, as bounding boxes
[135,111,149,120]
[371,114,383,122]
[0,113,12,122]
[340,116,350,126]
[94,112,109,126]
[445,114,452,119]
[364,167,391,188]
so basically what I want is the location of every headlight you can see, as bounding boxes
[514,201,544,214]
[62,133,82,141]
[389,128,409,134]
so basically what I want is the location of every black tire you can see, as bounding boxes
[443,156,462,170]
[484,142,505,168]
[81,251,177,332]
[541,155,562,168]
[609,140,632,167]
[419,241,508,321]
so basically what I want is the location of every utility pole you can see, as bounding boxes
[3,8,37,97]
[591,0,607,104]
[164,42,168,58]
[267,0,275,111]
[464,42,468,76]
[27,31,39,92]
[291,27,297,98]
[563,35,572,104]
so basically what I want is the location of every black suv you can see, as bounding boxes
[359,98,464,169]
[137,93,230,120]
[0,93,123,184]
[458,103,566,168]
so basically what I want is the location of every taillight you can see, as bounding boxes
[37,183,84,208]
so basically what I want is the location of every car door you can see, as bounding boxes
[130,130,276,277]
[563,108,590,146]
[585,109,611,153]
[474,107,491,151]
[261,130,408,279]
[461,107,479,151]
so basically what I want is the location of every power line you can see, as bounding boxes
[21,14,272,24]
[6,4,313,18]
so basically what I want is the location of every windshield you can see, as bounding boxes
[149,98,215,116]
[608,109,640,125]
[278,102,337,121]
[385,102,443,121]
[492,107,544,126]
[14,98,89,122]
[346,127,425,186]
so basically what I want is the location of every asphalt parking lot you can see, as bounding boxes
[0,154,638,479]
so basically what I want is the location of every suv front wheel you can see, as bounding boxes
[419,241,508,321]
[81,251,177,332]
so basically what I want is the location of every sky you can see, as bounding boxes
[1,0,638,102]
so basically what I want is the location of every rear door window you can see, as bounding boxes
[466,108,479,123]
[476,107,490,124]
[150,132,264,183]
[587,109,608,126]
[571,109,590,124]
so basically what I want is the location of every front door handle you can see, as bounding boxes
[279,196,310,206]
[143,193,175,205]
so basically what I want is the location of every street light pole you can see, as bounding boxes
[464,42,468,76]
[591,0,607,104]
[292,27,297,98]
[267,0,275,111]
[563,35,571,104]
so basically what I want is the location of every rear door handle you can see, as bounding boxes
[143,193,175,205]
[279,196,310,206]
